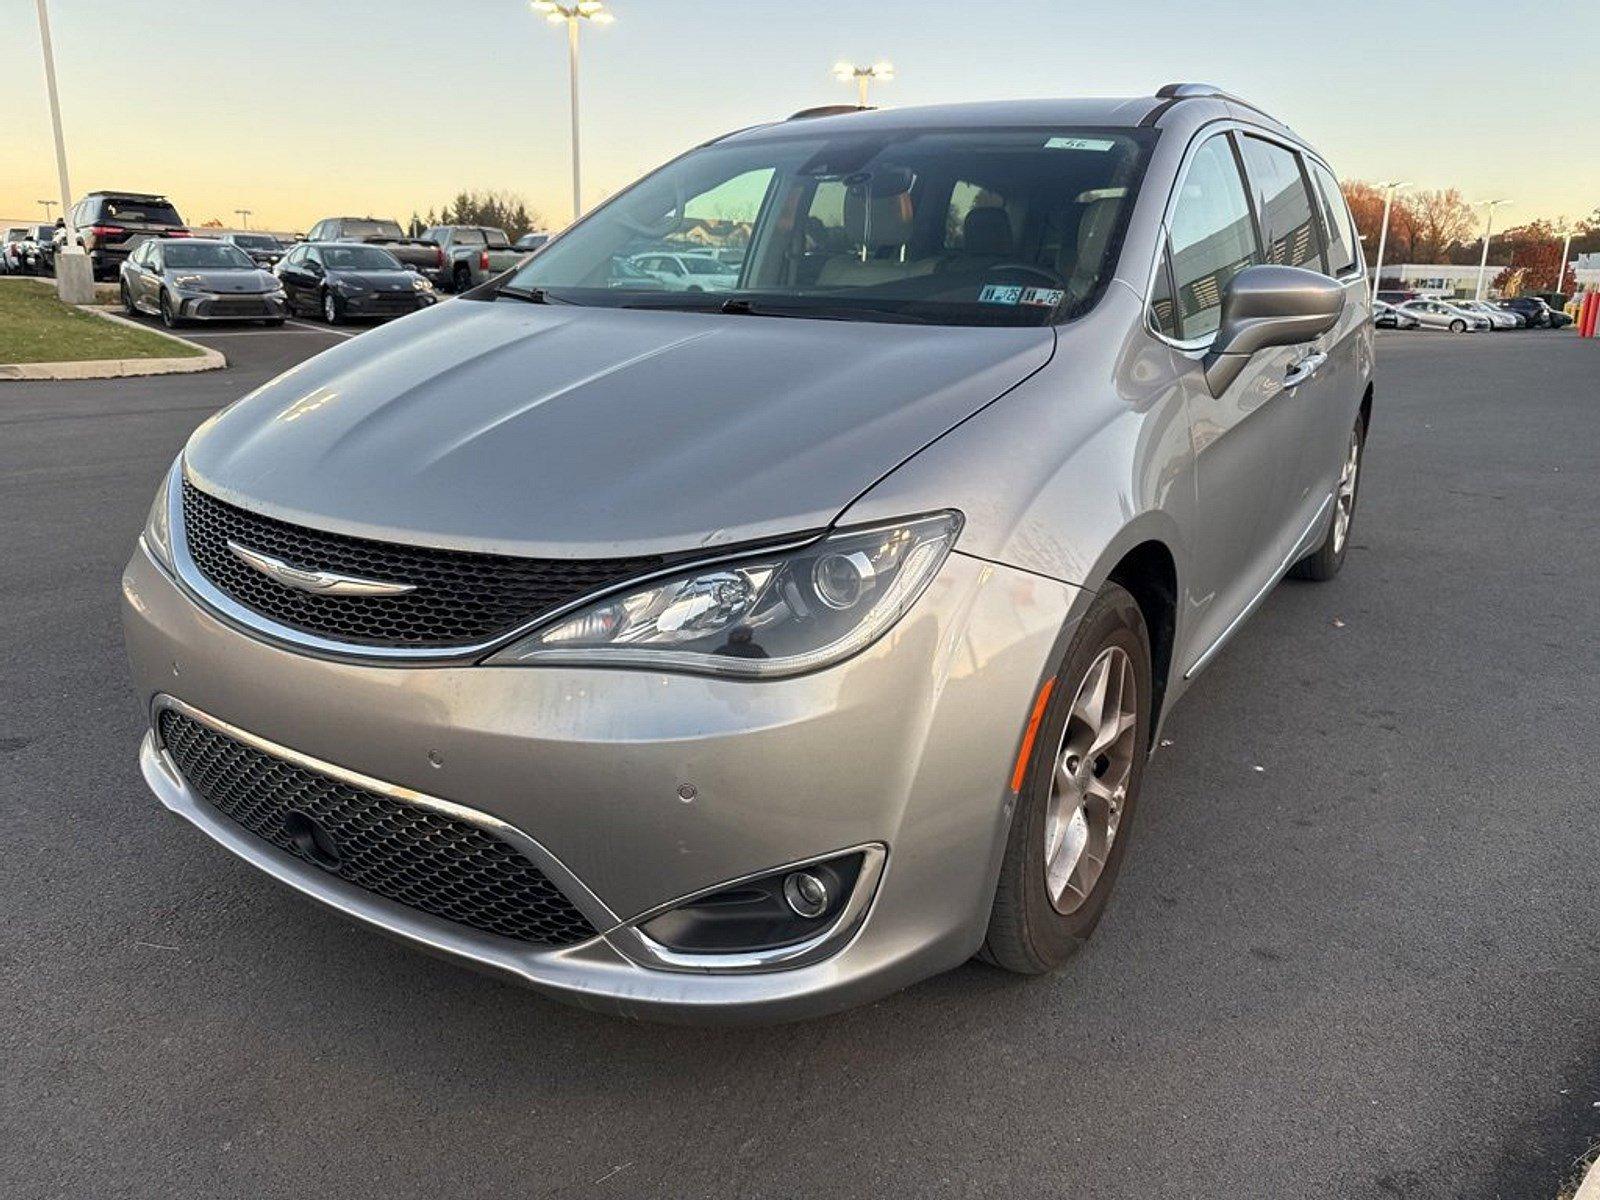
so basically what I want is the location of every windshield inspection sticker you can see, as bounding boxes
[1020,287,1065,307]
[1045,136,1115,152]
[979,284,1023,305]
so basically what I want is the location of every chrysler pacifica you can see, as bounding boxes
[123,84,1373,1022]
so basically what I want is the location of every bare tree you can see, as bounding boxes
[1406,189,1474,263]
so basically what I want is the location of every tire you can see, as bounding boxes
[120,281,137,317]
[1449,319,1466,333]
[1290,412,1366,582]
[322,289,342,325]
[982,582,1153,975]
[453,266,472,293]
[158,290,183,329]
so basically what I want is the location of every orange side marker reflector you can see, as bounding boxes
[1009,677,1056,793]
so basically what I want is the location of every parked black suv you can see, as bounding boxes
[62,191,190,279]
[1500,296,1571,329]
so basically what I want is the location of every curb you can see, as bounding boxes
[0,305,226,381]
[1576,1153,1600,1200]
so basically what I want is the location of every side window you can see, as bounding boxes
[1237,135,1322,271]
[306,247,323,268]
[1308,160,1359,277]
[1166,135,1261,341]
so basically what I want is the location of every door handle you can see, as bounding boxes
[1283,352,1328,390]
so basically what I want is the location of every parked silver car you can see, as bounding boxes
[1394,298,1489,332]
[1450,299,1518,330]
[119,237,289,327]
[123,84,1373,1022]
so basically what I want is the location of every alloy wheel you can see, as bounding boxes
[1332,427,1361,554]
[323,291,338,324]
[1043,646,1138,915]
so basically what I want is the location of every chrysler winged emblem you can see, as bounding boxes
[227,540,417,597]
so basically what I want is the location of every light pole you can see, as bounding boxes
[34,0,92,301]
[532,1,614,222]
[235,209,252,229]
[37,199,57,222]
[1368,180,1409,301]
[832,61,894,107]
[1473,199,1510,300]
[1554,219,1574,295]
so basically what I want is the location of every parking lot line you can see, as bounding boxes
[285,319,357,339]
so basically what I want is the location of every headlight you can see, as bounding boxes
[172,274,206,289]
[142,458,179,570]
[488,512,961,678]
[412,277,433,291]
[332,279,363,295]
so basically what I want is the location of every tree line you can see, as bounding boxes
[1340,182,1598,294]
[406,190,546,240]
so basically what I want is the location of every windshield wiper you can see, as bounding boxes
[717,297,929,325]
[495,285,575,305]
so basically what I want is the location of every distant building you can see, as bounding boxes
[1575,253,1600,293]
[1371,263,1501,298]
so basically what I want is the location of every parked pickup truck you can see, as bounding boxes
[421,225,526,292]
[303,217,447,284]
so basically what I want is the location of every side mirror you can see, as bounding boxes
[1203,265,1345,396]
[307,261,324,277]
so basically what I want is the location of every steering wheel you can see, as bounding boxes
[988,262,1068,288]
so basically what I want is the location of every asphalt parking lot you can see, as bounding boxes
[3,324,1597,1199]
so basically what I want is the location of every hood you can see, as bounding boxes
[331,269,417,291]
[177,267,278,294]
[184,299,1054,558]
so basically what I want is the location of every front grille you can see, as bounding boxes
[158,709,599,947]
[204,296,273,317]
[181,479,666,648]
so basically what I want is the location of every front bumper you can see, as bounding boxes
[337,289,437,317]
[175,291,291,321]
[123,541,1079,1021]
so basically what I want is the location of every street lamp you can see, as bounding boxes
[1554,218,1574,295]
[1368,180,1409,302]
[532,0,615,221]
[37,199,56,222]
[1473,199,1511,300]
[832,61,894,107]
[33,0,92,302]
[234,208,252,230]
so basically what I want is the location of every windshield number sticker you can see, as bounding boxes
[979,284,1023,305]
[1020,287,1065,307]
[1045,136,1115,152]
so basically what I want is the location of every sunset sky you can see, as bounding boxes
[4,0,1596,235]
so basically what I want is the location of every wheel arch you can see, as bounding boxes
[1103,539,1178,731]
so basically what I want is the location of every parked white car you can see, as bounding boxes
[1372,300,1419,330]
[1394,299,1490,333]
[626,251,739,291]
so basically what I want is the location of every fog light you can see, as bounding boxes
[783,870,830,918]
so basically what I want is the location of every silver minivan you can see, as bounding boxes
[123,84,1373,1022]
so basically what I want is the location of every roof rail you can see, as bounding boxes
[787,104,873,121]
[1153,82,1276,121]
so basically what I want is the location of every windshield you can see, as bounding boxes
[163,242,256,269]
[505,125,1153,326]
[322,245,404,270]
[343,220,405,239]
[233,234,280,249]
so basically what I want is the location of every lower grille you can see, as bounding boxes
[158,709,598,948]
[203,296,274,317]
